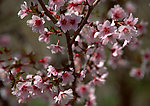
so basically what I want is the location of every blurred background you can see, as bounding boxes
[0,0,150,106]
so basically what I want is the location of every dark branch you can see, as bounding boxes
[70,0,101,44]
[38,0,57,24]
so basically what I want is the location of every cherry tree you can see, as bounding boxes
[0,0,149,106]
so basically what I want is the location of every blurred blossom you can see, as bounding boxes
[0,34,10,46]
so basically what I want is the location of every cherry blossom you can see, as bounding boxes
[33,75,43,88]
[4,0,149,105]
[142,49,150,62]
[47,40,65,54]
[97,20,117,37]
[91,47,105,65]
[78,69,87,81]
[111,43,123,57]
[49,0,65,11]
[108,56,128,69]
[39,56,51,68]
[124,13,138,26]
[57,15,70,33]
[45,5,56,21]
[136,21,148,35]
[39,28,53,44]
[125,1,136,13]
[76,84,90,99]
[18,1,30,19]
[81,24,96,44]
[118,25,137,42]
[85,92,96,106]
[101,32,119,45]
[12,82,33,103]
[27,15,45,33]
[54,89,73,105]
[108,5,127,21]
[47,65,58,77]
[130,68,144,79]
[68,14,81,31]
[31,86,43,98]
[0,34,10,46]
[129,38,141,50]
[62,71,74,86]
[90,72,108,86]
[68,0,85,13]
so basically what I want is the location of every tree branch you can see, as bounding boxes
[65,31,78,105]
[38,0,57,24]
[70,0,101,44]
[65,31,75,68]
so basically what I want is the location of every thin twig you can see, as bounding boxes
[38,0,57,24]
[70,0,101,45]
[65,31,77,105]
[65,31,75,68]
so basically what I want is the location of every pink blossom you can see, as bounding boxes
[0,34,10,46]
[47,65,58,77]
[90,72,108,86]
[108,5,127,20]
[39,28,53,44]
[68,14,81,31]
[18,1,30,19]
[129,38,141,50]
[12,82,33,103]
[111,43,123,57]
[68,0,85,13]
[108,56,128,69]
[31,86,43,98]
[125,1,136,13]
[124,13,138,26]
[101,32,119,45]
[130,68,144,79]
[78,69,87,81]
[81,25,96,44]
[118,25,137,42]
[57,15,70,33]
[54,89,73,105]
[85,94,96,106]
[85,87,96,106]
[47,40,65,54]
[97,20,117,37]
[39,56,51,68]
[136,21,148,35]
[142,49,150,61]
[62,71,74,86]
[45,5,56,21]
[0,68,9,84]
[85,45,96,56]
[27,15,45,33]
[49,0,65,11]
[33,75,43,88]
[76,84,90,99]
[91,47,105,65]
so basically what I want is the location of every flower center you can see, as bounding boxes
[70,19,75,25]
[63,73,68,77]
[61,19,67,25]
[103,27,109,33]
[35,20,42,26]
[123,27,129,33]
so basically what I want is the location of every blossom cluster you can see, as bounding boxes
[0,0,149,106]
